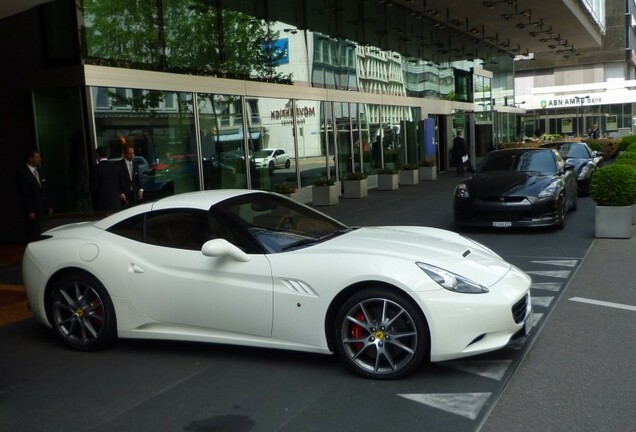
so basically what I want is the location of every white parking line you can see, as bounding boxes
[569,297,636,312]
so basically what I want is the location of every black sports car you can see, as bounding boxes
[454,148,578,229]
[540,141,603,195]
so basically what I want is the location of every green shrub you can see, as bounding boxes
[590,164,636,206]
[626,143,636,153]
[378,168,398,175]
[344,171,368,181]
[313,177,335,186]
[272,182,297,194]
[400,164,418,171]
[587,141,602,151]
[616,152,636,162]
[418,159,435,167]
[619,135,636,151]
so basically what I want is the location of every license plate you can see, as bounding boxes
[493,221,512,227]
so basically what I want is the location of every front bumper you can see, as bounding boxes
[413,264,532,362]
[454,196,560,228]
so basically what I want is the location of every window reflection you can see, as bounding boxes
[91,87,198,200]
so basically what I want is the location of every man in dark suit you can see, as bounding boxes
[452,130,468,177]
[91,146,123,212]
[17,149,52,241]
[118,145,144,208]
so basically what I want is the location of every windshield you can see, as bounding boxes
[479,150,557,175]
[214,193,349,253]
[557,143,590,159]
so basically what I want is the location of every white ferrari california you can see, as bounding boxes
[23,190,532,379]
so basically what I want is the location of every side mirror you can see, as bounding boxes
[201,239,251,262]
[563,162,576,172]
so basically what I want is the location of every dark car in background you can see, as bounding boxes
[454,148,578,229]
[540,141,603,195]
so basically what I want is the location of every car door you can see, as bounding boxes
[125,209,274,337]
[273,149,284,166]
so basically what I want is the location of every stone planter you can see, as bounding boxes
[419,166,437,181]
[312,184,339,206]
[595,205,633,238]
[282,191,301,201]
[377,174,399,191]
[399,169,419,185]
[344,179,368,199]
[633,203,636,225]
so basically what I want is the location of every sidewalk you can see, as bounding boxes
[0,243,28,326]
[481,233,636,431]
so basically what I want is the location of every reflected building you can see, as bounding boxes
[1,0,604,242]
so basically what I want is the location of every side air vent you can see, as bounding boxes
[280,279,319,297]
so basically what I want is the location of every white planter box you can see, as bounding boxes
[377,174,399,191]
[419,166,437,180]
[312,184,339,206]
[595,205,633,238]
[633,203,636,225]
[344,179,368,198]
[399,169,419,185]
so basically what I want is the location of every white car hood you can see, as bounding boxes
[307,226,511,287]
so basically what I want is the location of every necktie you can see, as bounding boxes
[33,169,40,185]
[128,161,133,179]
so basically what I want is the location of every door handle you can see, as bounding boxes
[131,264,145,274]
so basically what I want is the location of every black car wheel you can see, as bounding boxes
[48,272,117,351]
[334,288,429,379]
[285,159,291,169]
[556,196,566,229]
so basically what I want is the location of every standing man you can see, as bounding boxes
[119,145,143,208]
[17,149,52,241]
[588,123,600,139]
[452,130,468,177]
[91,146,123,212]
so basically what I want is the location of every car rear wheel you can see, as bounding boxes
[285,159,291,169]
[48,273,116,351]
[334,288,429,379]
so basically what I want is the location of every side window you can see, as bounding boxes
[145,209,212,251]
[108,214,145,241]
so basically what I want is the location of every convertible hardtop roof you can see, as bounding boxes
[93,189,263,230]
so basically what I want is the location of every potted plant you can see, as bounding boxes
[418,159,437,181]
[377,168,399,191]
[312,177,339,206]
[589,164,636,238]
[399,164,419,185]
[343,171,368,199]
[272,182,299,201]
[613,157,636,224]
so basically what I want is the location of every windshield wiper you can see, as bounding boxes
[281,228,352,251]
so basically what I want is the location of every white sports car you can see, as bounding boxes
[23,190,532,379]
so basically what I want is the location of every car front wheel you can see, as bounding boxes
[48,272,117,351]
[334,288,429,379]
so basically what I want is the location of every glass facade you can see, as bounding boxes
[28,0,520,215]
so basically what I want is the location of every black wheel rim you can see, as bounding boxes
[52,281,106,346]
[340,297,418,376]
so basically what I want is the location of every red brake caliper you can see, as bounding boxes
[351,311,366,351]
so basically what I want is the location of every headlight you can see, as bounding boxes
[455,183,470,199]
[538,181,559,198]
[578,165,590,180]
[416,262,489,294]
